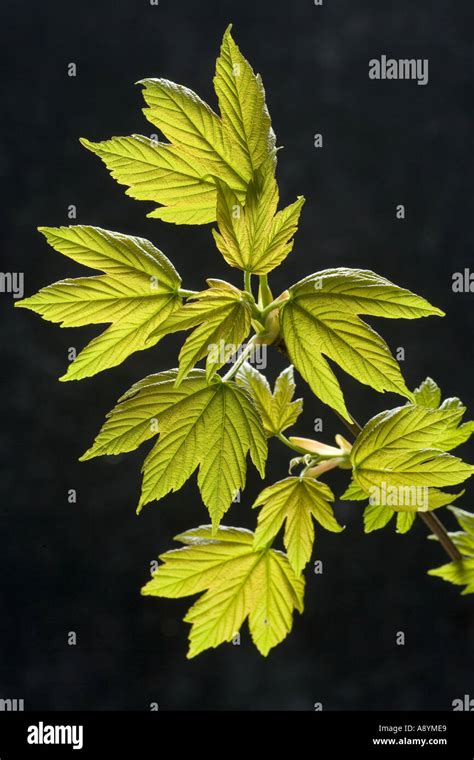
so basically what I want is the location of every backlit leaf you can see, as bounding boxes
[429,506,474,594]
[83,371,267,526]
[280,269,443,420]
[212,161,304,274]
[413,377,474,451]
[252,476,343,573]
[351,405,474,492]
[16,226,181,380]
[214,25,276,177]
[141,525,304,657]
[151,281,252,383]
[236,362,303,436]
[82,27,276,224]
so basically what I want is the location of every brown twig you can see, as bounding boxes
[418,512,462,562]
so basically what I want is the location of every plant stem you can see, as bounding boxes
[178,288,198,298]
[221,337,257,382]
[277,432,312,456]
[419,512,462,562]
[244,270,252,295]
[259,297,285,321]
[258,274,273,309]
[275,343,462,564]
[333,410,363,439]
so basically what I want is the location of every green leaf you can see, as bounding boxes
[429,504,474,557]
[358,449,472,491]
[80,135,231,225]
[448,506,474,538]
[135,373,267,526]
[252,477,343,573]
[428,505,474,593]
[280,269,443,420]
[81,27,275,225]
[351,405,474,492]
[83,371,266,525]
[236,362,303,436]
[212,162,304,274]
[151,281,252,383]
[80,369,197,460]
[395,512,417,534]
[428,558,474,595]
[139,78,247,190]
[437,421,474,451]
[346,406,468,536]
[272,366,304,433]
[412,378,474,450]
[413,377,442,409]
[362,487,463,534]
[214,25,276,177]
[341,478,367,501]
[16,226,181,380]
[141,525,304,657]
[363,501,395,533]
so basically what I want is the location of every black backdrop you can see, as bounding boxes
[1,0,473,710]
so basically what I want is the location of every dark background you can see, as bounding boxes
[1,0,473,710]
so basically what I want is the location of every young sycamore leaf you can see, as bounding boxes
[340,479,367,501]
[81,26,275,224]
[413,376,442,408]
[141,525,304,657]
[428,558,474,595]
[428,506,474,594]
[394,511,416,535]
[212,161,305,275]
[252,477,343,573]
[413,377,474,450]
[350,405,474,492]
[80,136,231,226]
[236,362,303,437]
[280,268,444,421]
[361,488,464,534]
[139,78,248,189]
[15,226,181,380]
[80,369,198,459]
[342,476,407,531]
[150,280,253,383]
[214,25,276,177]
[82,371,267,527]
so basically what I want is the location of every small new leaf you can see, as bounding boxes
[413,377,474,450]
[428,558,474,595]
[350,405,474,492]
[212,161,304,274]
[16,226,181,380]
[141,525,304,657]
[361,488,464,534]
[214,25,276,177]
[280,268,444,420]
[440,507,474,556]
[413,377,442,408]
[151,281,252,383]
[428,507,474,594]
[236,362,303,436]
[252,477,343,573]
